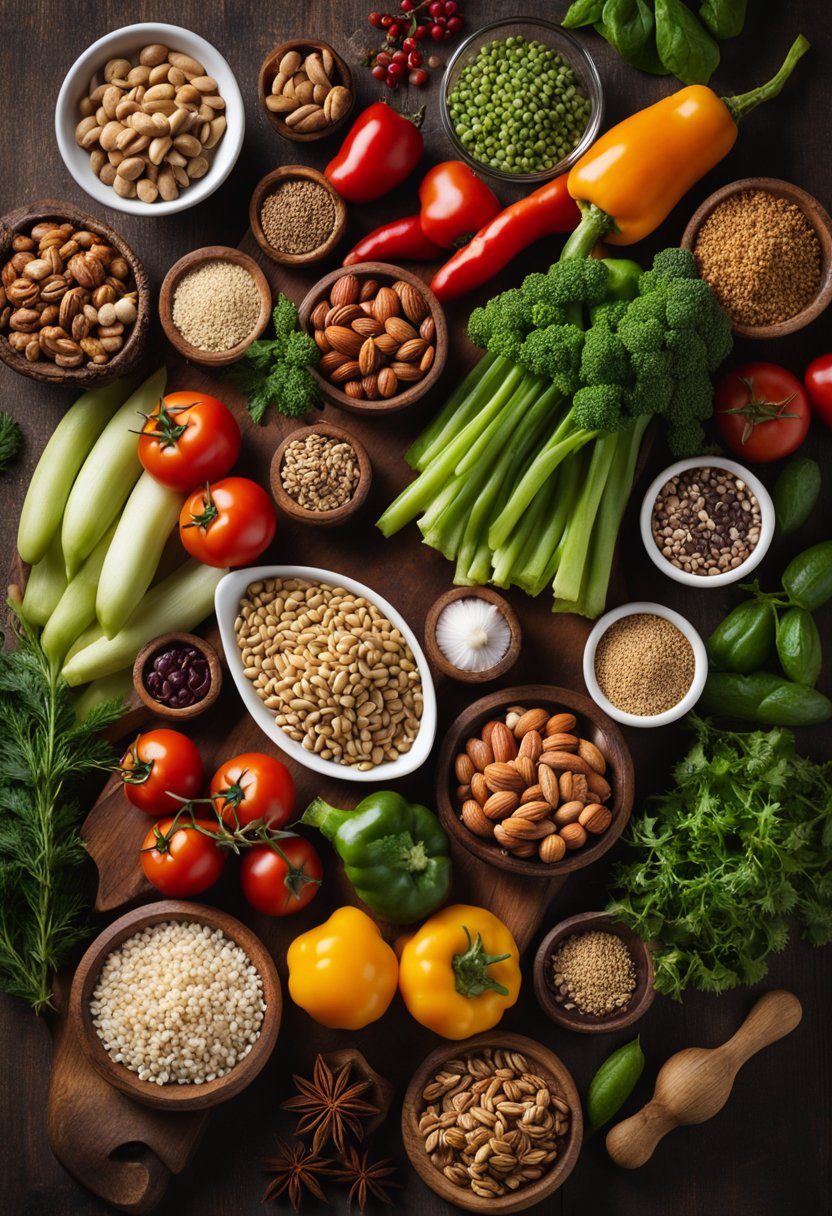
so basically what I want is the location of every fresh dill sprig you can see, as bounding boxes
[0,412,22,474]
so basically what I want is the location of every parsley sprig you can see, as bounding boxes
[227,294,321,423]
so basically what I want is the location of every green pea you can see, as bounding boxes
[586,1037,646,1129]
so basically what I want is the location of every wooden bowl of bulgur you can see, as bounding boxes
[249,167,347,266]
[69,900,281,1111]
[681,176,832,339]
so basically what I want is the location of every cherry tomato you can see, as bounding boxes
[179,477,277,568]
[141,818,226,897]
[137,392,241,491]
[210,752,295,829]
[715,363,810,463]
[418,161,501,249]
[240,838,323,916]
[120,729,204,816]
[804,354,832,429]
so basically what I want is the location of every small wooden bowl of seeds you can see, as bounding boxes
[298,262,448,415]
[681,176,832,339]
[402,1031,582,1212]
[259,39,354,142]
[249,166,347,267]
[533,911,655,1035]
[158,245,272,367]
[269,420,372,527]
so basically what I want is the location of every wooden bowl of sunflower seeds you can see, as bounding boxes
[269,420,372,527]
[401,1031,582,1212]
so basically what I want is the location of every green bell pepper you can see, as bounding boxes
[301,791,452,925]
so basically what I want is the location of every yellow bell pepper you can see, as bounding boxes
[397,904,520,1040]
[287,906,398,1030]
[564,36,809,250]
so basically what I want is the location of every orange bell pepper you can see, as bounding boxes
[565,35,809,250]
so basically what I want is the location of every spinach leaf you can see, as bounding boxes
[655,0,720,83]
[699,0,747,39]
[562,0,605,28]
[596,0,666,74]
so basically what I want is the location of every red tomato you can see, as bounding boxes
[240,838,323,916]
[141,818,226,897]
[715,363,810,462]
[179,477,277,568]
[210,752,295,829]
[418,160,501,249]
[120,729,204,816]
[804,354,832,429]
[137,392,241,491]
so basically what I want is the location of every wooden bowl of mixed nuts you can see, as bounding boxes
[270,420,372,528]
[436,685,634,878]
[533,911,655,1034]
[298,262,448,414]
[259,39,354,142]
[0,199,149,386]
[401,1031,582,1212]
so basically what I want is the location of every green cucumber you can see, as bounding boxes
[706,599,775,674]
[20,532,68,626]
[782,540,832,611]
[773,457,821,536]
[587,1037,645,1129]
[776,606,822,687]
[41,524,116,665]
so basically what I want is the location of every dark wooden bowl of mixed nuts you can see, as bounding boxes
[436,685,634,878]
[258,39,354,142]
[297,261,448,415]
[269,420,372,527]
[0,199,149,386]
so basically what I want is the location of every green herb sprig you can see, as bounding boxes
[0,411,23,474]
[0,612,122,1012]
[608,715,832,1000]
[227,294,321,423]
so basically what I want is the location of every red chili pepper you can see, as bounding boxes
[325,102,424,204]
[418,161,502,249]
[343,215,445,266]
[430,176,582,303]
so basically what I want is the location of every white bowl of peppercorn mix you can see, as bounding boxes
[639,457,775,588]
[583,601,708,729]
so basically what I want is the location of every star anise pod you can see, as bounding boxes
[261,1137,335,1211]
[282,1055,380,1155]
[330,1146,400,1212]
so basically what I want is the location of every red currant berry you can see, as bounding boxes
[407,50,423,67]
[376,50,392,64]
[413,23,428,39]
[388,61,404,77]
[400,0,413,9]
[402,36,416,52]
[444,0,458,13]
[381,13,393,26]
[371,63,387,80]
[428,1,444,17]
[385,73,400,88]
[408,67,428,86]
[447,15,463,32]
[430,23,445,40]
[392,49,407,64]
[388,21,401,37]
[368,11,384,27]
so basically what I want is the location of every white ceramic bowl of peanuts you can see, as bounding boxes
[55,23,245,217]
[215,565,438,784]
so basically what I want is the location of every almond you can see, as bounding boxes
[313,329,330,354]
[328,359,361,384]
[538,751,592,775]
[482,790,519,821]
[586,771,612,802]
[324,325,363,356]
[455,784,471,803]
[490,721,517,764]
[420,314,436,342]
[558,771,574,803]
[579,803,612,834]
[352,316,384,338]
[553,800,584,827]
[374,333,399,357]
[470,772,488,805]
[578,738,607,774]
[484,761,525,794]
[500,815,555,840]
[546,712,577,736]
[420,344,435,373]
[559,822,587,850]
[511,800,552,823]
[330,272,359,306]
[542,732,579,752]
[512,755,536,788]
[455,753,475,784]
[343,379,364,399]
[393,280,429,324]
[325,303,364,327]
[520,783,544,805]
[507,839,538,858]
[362,374,379,399]
[493,823,528,850]
[377,367,398,398]
[359,278,379,302]
[465,737,493,773]
[358,336,381,376]
[373,286,400,322]
[319,350,349,374]
[513,707,550,738]
[480,720,502,747]
[571,773,590,803]
[518,729,542,762]
[539,834,567,863]
[462,799,494,839]
[389,361,424,381]
[385,315,418,344]
[395,337,428,362]
[310,300,329,329]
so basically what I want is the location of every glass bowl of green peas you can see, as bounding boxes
[440,17,604,184]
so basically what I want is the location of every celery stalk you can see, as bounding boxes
[552,432,619,605]
[407,352,501,469]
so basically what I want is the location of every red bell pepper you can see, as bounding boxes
[325,102,424,204]
[418,161,502,249]
[430,176,582,302]
[343,215,445,266]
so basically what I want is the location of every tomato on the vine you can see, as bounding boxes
[714,363,810,462]
[137,392,241,491]
[141,818,226,897]
[179,477,277,568]
[120,729,204,816]
[804,354,832,429]
[210,752,295,829]
[240,838,323,916]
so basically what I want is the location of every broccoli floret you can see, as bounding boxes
[666,373,714,425]
[272,293,299,342]
[627,350,674,416]
[542,258,610,308]
[664,328,709,376]
[282,329,320,369]
[531,301,567,329]
[589,299,630,330]
[618,314,666,354]
[272,365,320,419]
[666,419,707,458]
[664,277,717,329]
[701,303,733,372]
[580,325,629,386]
[518,324,584,391]
[624,292,668,326]
[572,384,627,432]
[467,289,535,352]
[467,304,496,349]
[489,326,528,364]
[651,247,699,283]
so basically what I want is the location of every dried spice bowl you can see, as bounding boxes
[424,586,521,684]
[69,900,281,1111]
[269,421,372,528]
[249,166,347,267]
[533,911,655,1034]
[402,1031,583,1212]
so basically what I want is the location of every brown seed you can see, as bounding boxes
[500,815,555,841]
[377,367,398,398]
[586,771,612,802]
[324,325,363,357]
[420,314,436,342]
[553,801,584,827]
[512,755,536,788]
[455,753,475,784]
[385,315,419,344]
[538,751,592,775]
[361,374,380,399]
[579,803,612,833]
[518,730,542,762]
[578,738,607,774]
[396,337,428,362]
[352,315,384,337]
[462,799,494,839]
[542,733,579,752]
[328,359,361,384]
[466,737,493,772]
[484,762,525,794]
[559,822,587,850]
[373,286,400,322]
[389,361,424,382]
[490,722,517,763]
[470,772,488,805]
[325,303,364,327]
[520,783,544,805]
[360,278,379,302]
[511,800,552,823]
[538,834,567,863]
[310,299,329,329]
[343,379,364,399]
[330,273,360,306]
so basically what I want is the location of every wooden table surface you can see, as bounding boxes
[1,2,830,1215]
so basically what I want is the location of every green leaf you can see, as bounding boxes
[562,0,605,28]
[699,0,747,39]
[655,0,720,83]
[0,412,23,475]
[596,0,666,74]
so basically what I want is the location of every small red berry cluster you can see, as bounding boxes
[367,0,464,89]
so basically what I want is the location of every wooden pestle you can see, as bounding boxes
[606,989,803,1168]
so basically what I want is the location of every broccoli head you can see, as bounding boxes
[618,314,666,354]
[627,350,674,416]
[664,328,709,377]
[541,258,610,308]
[580,325,629,386]
[666,419,707,458]
[282,329,320,369]
[665,373,714,426]
[467,289,534,351]
[589,299,630,330]
[572,384,627,433]
[531,301,567,330]
[518,324,584,393]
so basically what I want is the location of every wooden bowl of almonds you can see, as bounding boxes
[435,685,634,878]
[0,199,149,386]
[297,261,448,414]
[259,39,354,141]
[401,1031,582,1212]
